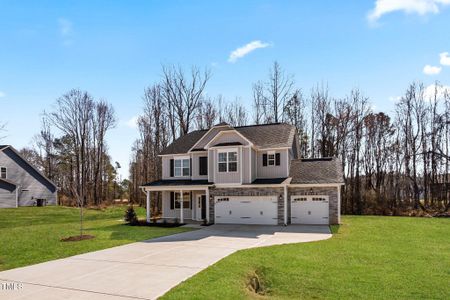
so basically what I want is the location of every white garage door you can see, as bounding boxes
[291,195,329,224]
[215,196,278,225]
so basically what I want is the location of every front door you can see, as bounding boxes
[201,195,207,220]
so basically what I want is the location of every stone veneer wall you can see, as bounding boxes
[208,187,285,225]
[287,186,340,224]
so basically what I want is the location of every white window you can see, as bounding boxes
[0,167,6,179]
[218,151,238,173]
[268,153,275,166]
[174,159,190,177]
[174,192,191,209]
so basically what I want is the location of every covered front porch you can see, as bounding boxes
[141,180,213,224]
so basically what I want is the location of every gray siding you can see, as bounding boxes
[0,189,16,208]
[0,148,57,207]
[256,149,289,178]
[213,148,243,184]
[210,131,249,146]
[194,127,227,149]
[161,155,191,180]
[161,190,193,219]
[191,152,208,180]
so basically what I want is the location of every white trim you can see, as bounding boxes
[283,185,288,225]
[205,188,210,223]
[248,146,252,183]
[337,185,341,224]
[141,185,213,192]
[204,129,254,149]
[289,183,344,188]
[146,191,151,223]
[286,149,290,177]
[240,147,243,183]
[257,147,290,151]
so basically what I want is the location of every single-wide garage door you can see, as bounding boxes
[291,195,329,224]
[215,196,278,225]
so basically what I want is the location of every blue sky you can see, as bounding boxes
[1,0,450,178]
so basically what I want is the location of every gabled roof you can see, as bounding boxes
[289,157,344,184]
[0,145,58,189]
[160,130,208,155]
[160,123,296,155]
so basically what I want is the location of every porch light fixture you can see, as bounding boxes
[279,194,283,201]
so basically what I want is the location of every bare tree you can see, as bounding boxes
[162,65,211,137]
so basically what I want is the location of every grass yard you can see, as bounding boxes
[0,206,191,271]
[162,216,450,300]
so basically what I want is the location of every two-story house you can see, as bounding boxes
[141,123,344,225]
[0,145,57,208]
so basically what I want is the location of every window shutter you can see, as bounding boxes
[262,154,268,166]
[199,157,208,175]
[275,153,281,166]
[190,191,193,208]
[170,159,174,177]
[170,192,174,209]
[190,158,192,176]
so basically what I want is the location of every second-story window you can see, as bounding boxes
[218,151,238,172]
[0,167,6,179]
[174,159,190,177]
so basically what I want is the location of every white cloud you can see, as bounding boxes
[368,0,450,22]
[389,95,401,102]
[423,64,442,75]
[440,52,450,66]
[228,40,271,63]
[58,18,73,46]
[125,115,139,129]
[0,91,5,98]
[423,83,450,100]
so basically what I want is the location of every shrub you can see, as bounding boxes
[124,206,138,225]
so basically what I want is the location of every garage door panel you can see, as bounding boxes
[215,196,278,225]
[291,195,329,225]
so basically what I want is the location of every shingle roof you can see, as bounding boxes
[289,157,344,184]
[251,178,289,185]
[236,123,296,149]
[159,123,296,155]
[160,130,208,155]
[142,179,213,187]
[0,145,10,151]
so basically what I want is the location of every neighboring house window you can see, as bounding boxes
[218,151,238,172]
[174,158,190,177]
[0,167,6,179]
[170,192,191,209]
[268,153,275,166]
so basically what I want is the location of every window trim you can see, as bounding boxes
[217,149,238,173]
[173,191,191,209]
[0,166,6,179]
[267,151,275,166]
[174,157,190,177]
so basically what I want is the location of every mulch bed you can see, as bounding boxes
[60,235,95,242]
[126,220,184,227]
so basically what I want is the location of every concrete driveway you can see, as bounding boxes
[0,224,331,300]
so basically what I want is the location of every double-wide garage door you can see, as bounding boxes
[291,195,329,224]
[215,196,278,225]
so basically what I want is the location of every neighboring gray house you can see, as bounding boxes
[0,145,57,208]
[141,123,344,225]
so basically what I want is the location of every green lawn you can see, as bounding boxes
[162,216,450,300]
[0,206,191,271]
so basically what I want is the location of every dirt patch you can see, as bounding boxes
[247,269,269,296]
[61,235,95,242]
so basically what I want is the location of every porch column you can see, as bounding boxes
[205,188,210,223]
[337,185,341,224]
[180,190,184,223]
[146,190,151,223]
[284,185,288,225]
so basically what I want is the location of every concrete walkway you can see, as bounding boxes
[0,225,331,300]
